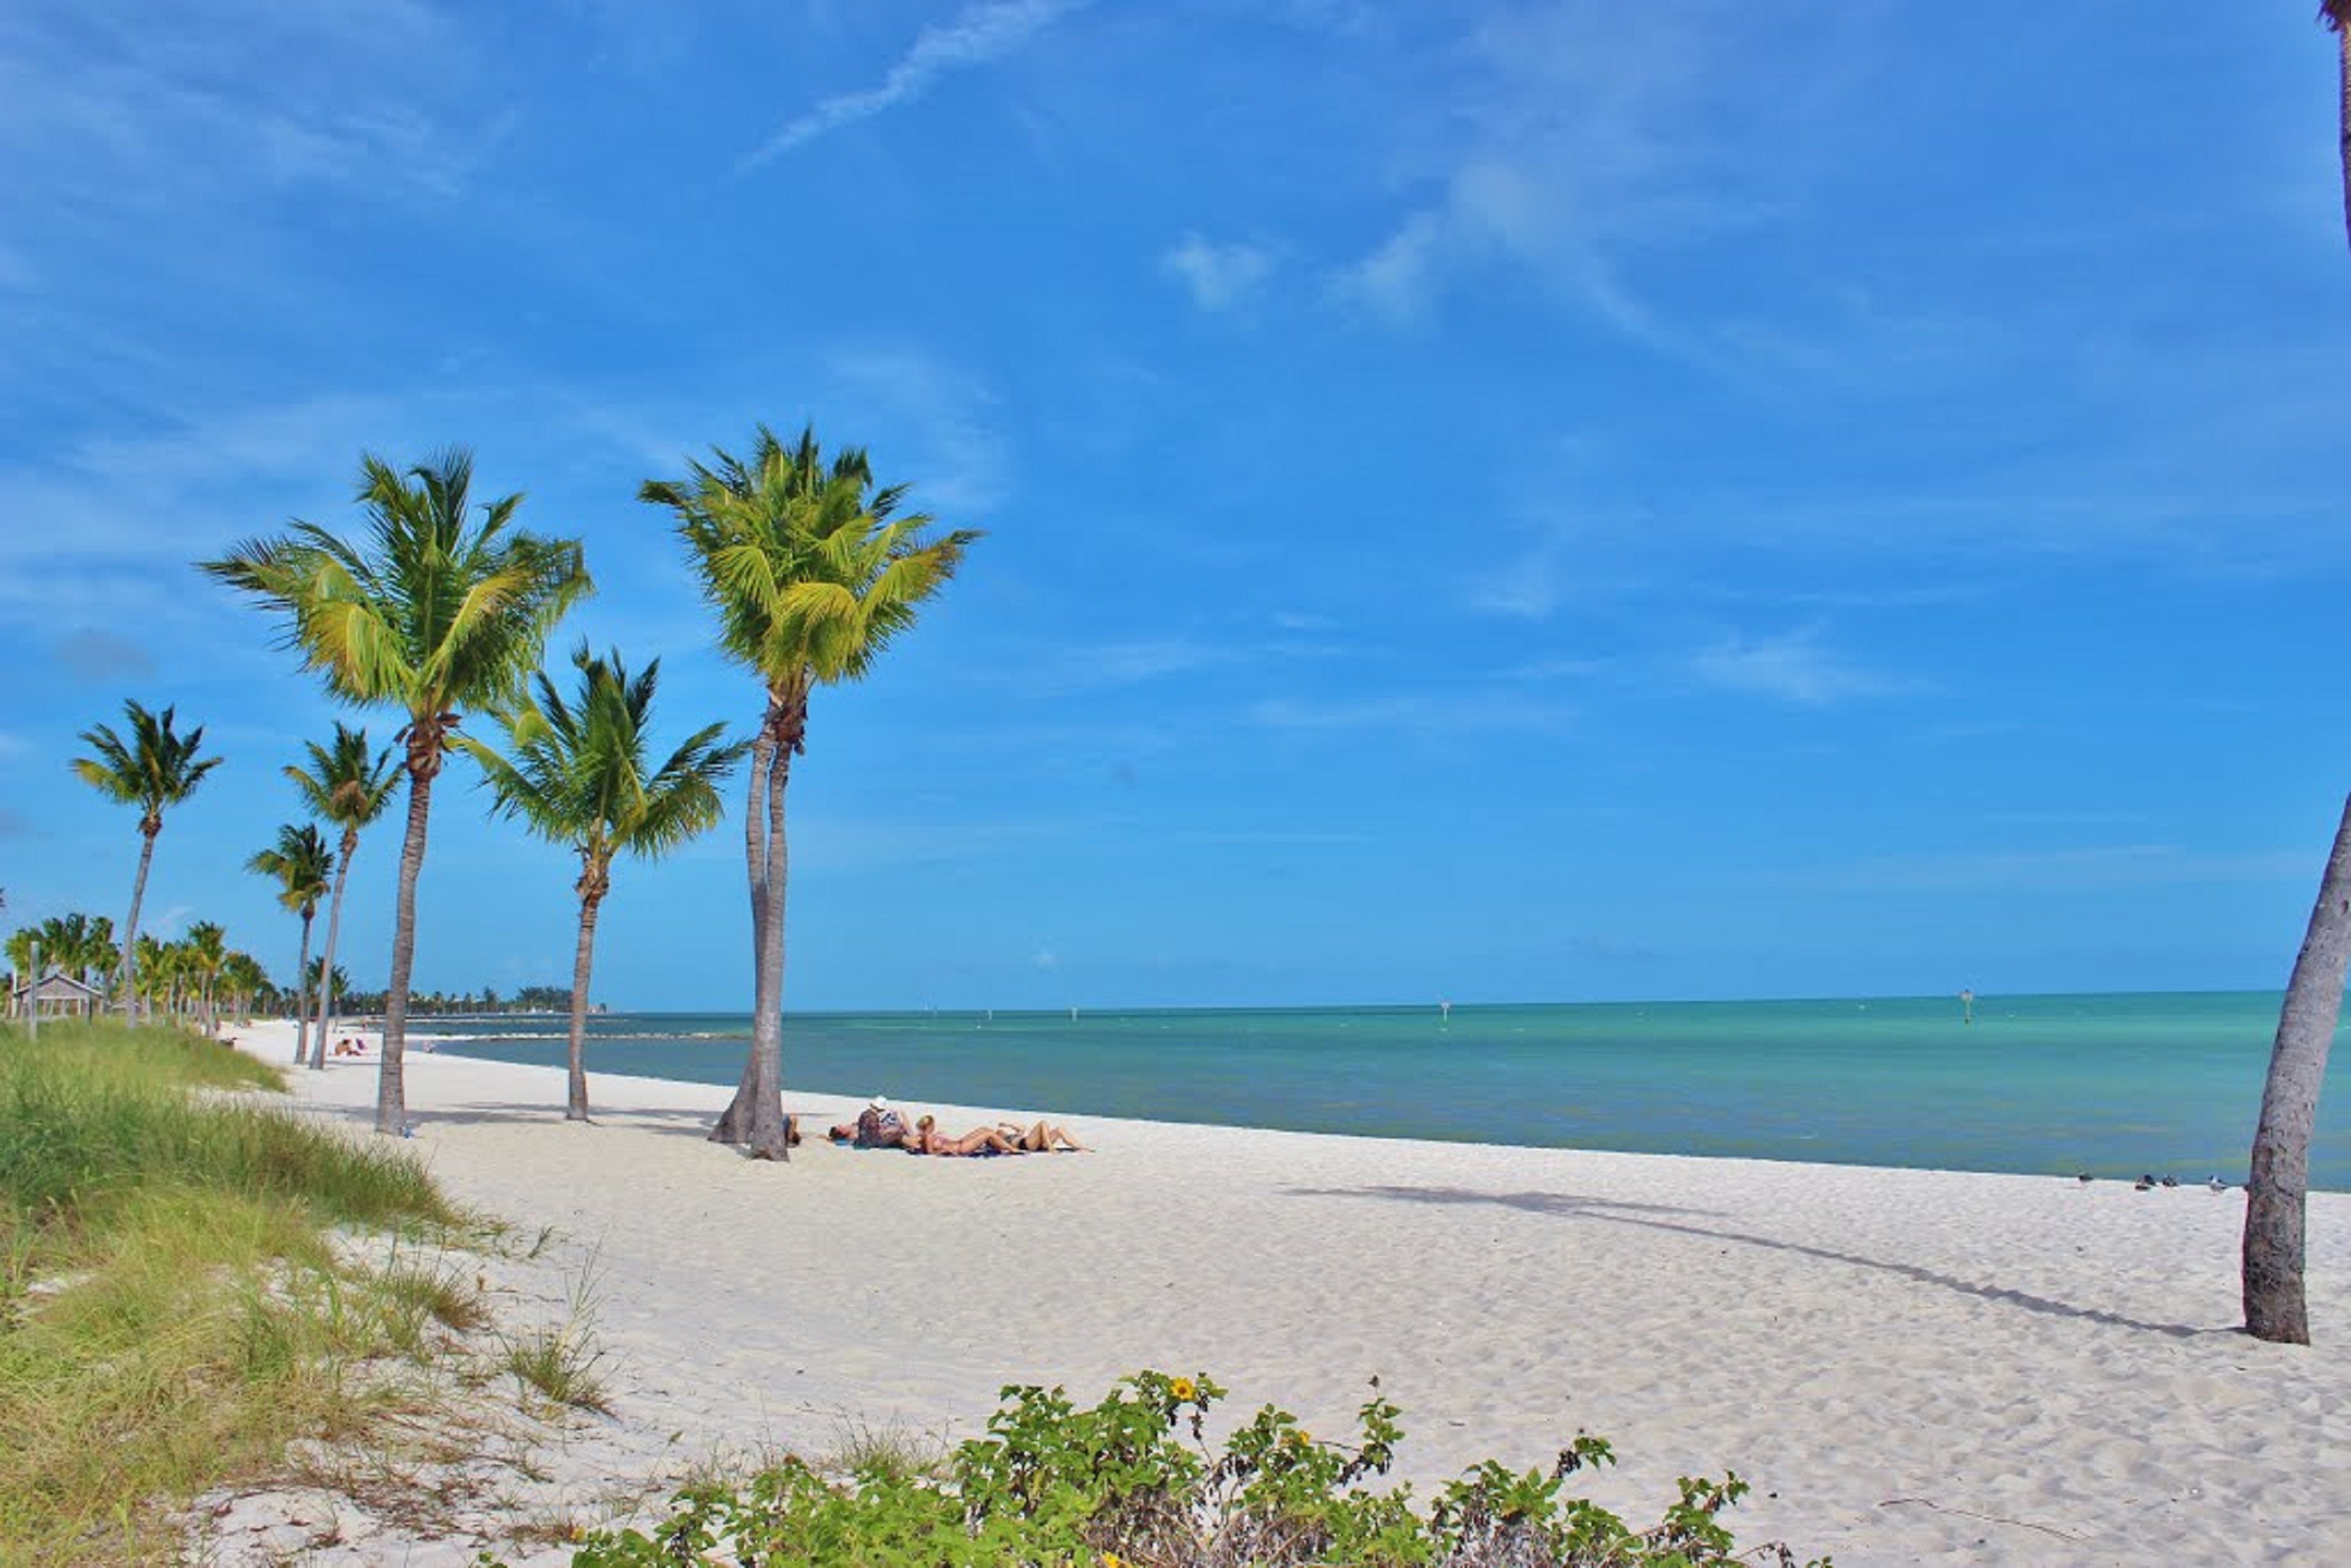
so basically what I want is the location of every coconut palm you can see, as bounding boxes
[202,448,589,1134]
[70,702,223,1018]
[2242,10,2351,1344]
[465,644,742,1120]
[640,425,977,1157]
[248,823,334,1064]
[285,725,399,1070]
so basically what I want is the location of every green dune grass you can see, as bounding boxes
[0,1018,469,1563]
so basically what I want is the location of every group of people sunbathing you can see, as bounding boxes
[820,1096,1087,1157]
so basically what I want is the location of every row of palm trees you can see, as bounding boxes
[7,906,276,1033]
[5,911,119,991]
[181,427,970,1155]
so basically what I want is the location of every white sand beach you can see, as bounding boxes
[217,1022,2351,1567]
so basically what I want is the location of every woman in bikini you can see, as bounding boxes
[908,1114,1023,1156]
[996,1119,1088,1152]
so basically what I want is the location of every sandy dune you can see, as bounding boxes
[219,1022,2351,1567]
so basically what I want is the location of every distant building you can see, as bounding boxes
[11,969,105,1020]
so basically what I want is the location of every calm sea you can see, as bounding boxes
[407,991,2351,1190]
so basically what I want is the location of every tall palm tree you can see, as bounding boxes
[2242,8,2351,1344]
[2329,3,2351,256]
[71,702,223,1019]
[465,644,742,1120]
[640,425,977,1158]
[202,448,589,1134]
[248,823,334,1064]
[285,725,399,1070]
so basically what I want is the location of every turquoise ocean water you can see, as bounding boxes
[407,991,2350,1189]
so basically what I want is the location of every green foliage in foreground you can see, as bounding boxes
[0,1019,467,1563]
[538,1372,1829,1568]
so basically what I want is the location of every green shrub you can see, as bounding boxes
[542,1371,1829,1567]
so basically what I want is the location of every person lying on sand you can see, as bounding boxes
[908,1114,1022,1156]
[847,1096,911,1150]
[332,1036,366,1058]
[997,1119,1088,1152]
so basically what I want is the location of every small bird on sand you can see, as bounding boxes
[2076,1173,2094,1183]
[2134,1176,2155,1192]
[2207,1176,2228,1193]
[2160,1175,2179,1189]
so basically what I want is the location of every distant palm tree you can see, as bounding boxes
[203,449,589,1134]
[71,702,223,1018]
[285,725,399,1070]
[248,823,334,1064]
[640,425,977,1158]
[5,927,33,999]
[466,644,742,1119]
[220,950,271,1024]
[184,921,229,1036]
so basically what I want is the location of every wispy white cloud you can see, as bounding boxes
[1689,626,1905,706]
[1162,234,1275,312]
[825,346,1010,514]
[0,3,493,212]
[738,0,1088,171]
[1329,3,1849,346]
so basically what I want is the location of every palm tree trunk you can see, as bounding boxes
[119,826,158,1021]
[2337,14,2351,257]
[292,910,316,1066]
[310,840,355,1071]
[744,730,795,1160]
[711,715,777,1145]
[566,871,607,1122]
[2244,792,2351,1343]
[378,761,436,1137]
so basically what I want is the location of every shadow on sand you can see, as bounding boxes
[1286,1183,2217,1340]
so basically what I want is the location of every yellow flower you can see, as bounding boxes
[1169,1377,1197,1402]
[1102,1556,1125,1568]
[1286,1429,1311,1448]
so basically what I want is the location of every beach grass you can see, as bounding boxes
[0,1018,468,1563]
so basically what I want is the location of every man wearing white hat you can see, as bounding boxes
[853,1094,909,1150]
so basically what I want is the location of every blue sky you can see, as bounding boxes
[1,2,2344,1011]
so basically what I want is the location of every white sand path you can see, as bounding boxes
[226,1022,2351,1567]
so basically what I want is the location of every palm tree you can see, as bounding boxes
[640,425,977,1157]
[184,920,229,1036]
[2242,9,2351,1344]
[465,644,742,1120]
[248,823,334,1064]
[71,702,223,1018]
[203,449,589,1134]
[220,950,271,1024]
[285,725,399,1070]
[2328,3,2351,256]
[5,926,33,997]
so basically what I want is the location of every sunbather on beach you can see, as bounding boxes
[851,1096,911,1149]
[909,1114,1022,1156]
[997,1118,1088,1152]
